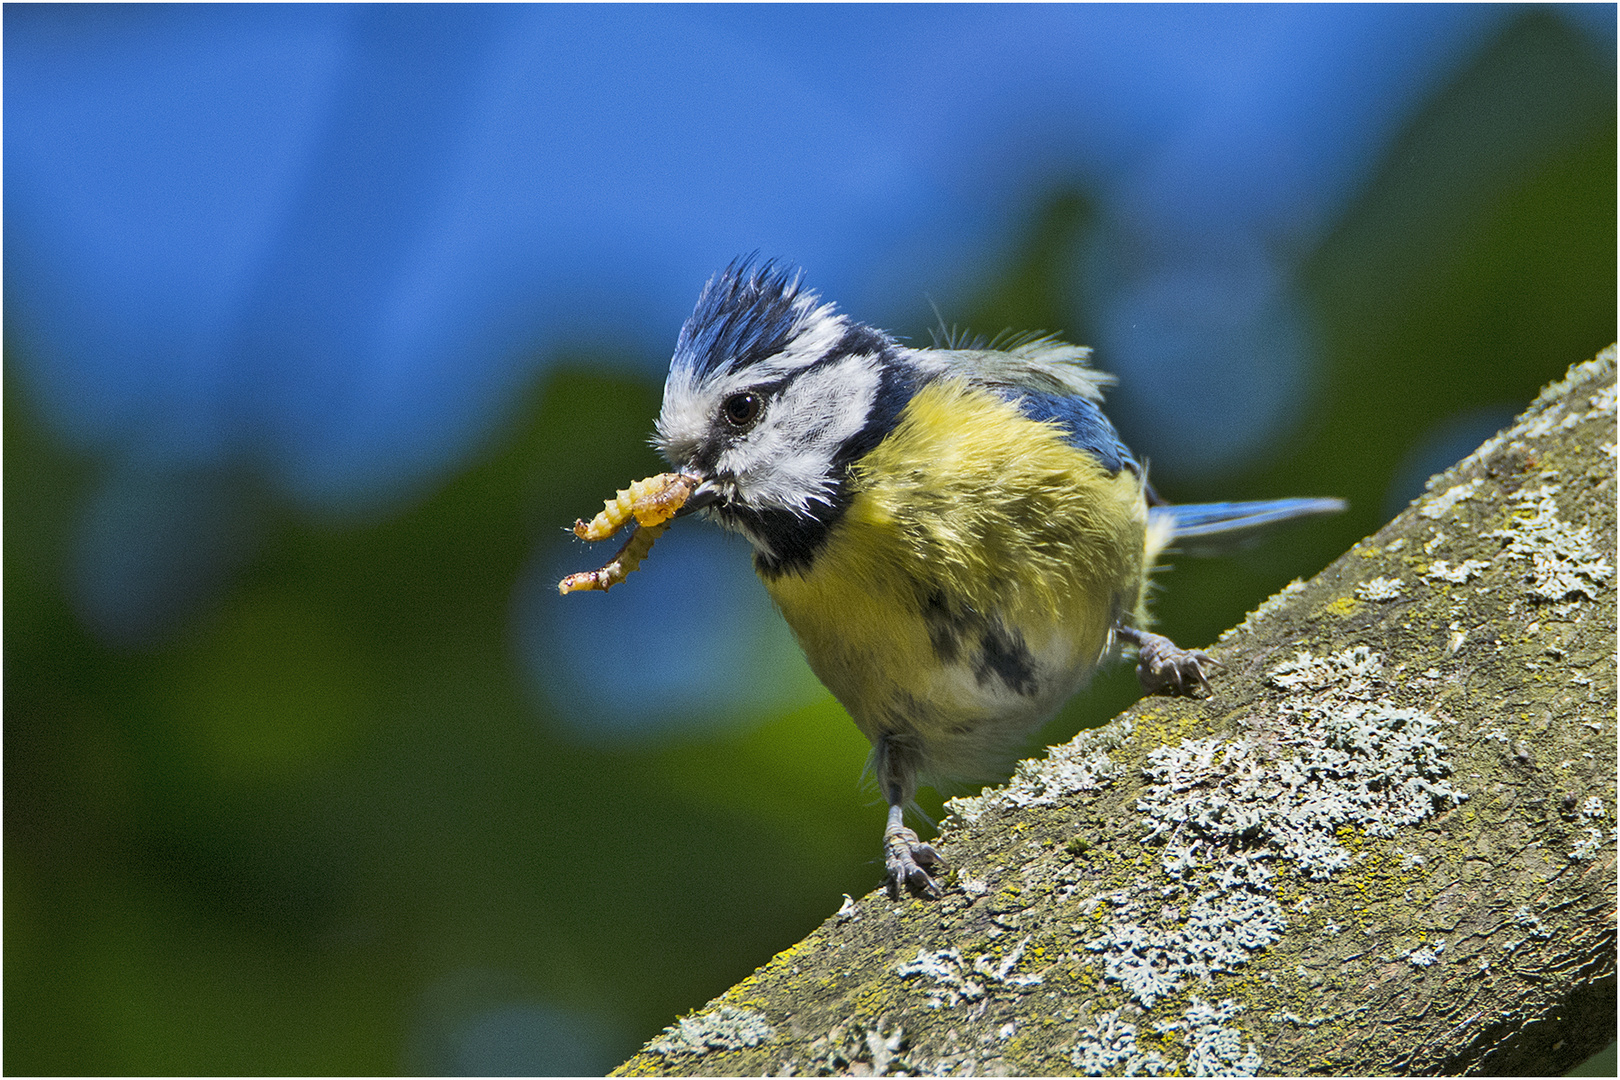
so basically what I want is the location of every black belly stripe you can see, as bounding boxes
[923,589,968,664]
[974,617,1039,697]
[922,588,1040,698]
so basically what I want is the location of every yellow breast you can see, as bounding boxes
[761,379,1148,780]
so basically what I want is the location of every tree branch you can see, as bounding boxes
[615,347,1617,1078]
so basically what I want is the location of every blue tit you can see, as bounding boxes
[653,259,1344,898]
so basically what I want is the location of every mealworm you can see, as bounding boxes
[572,473,696,541]
[558,521,669,595]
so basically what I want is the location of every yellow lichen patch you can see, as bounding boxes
[574,472,697,541]
[1323,595,1359,618]
[559,521,669,595]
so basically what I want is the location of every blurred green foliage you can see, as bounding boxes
[6,10,1614,1074]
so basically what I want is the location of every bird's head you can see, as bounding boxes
[655,259,912,572]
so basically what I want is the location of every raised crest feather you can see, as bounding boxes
[671,256,839,380]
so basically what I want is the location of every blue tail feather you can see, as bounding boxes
[1150,497,1346,546]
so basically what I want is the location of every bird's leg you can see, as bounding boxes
[1116,624,1220,696]
[874,733,946,898]
[884,802,945,899]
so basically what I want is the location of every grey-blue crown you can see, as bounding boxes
[672,257,822,379]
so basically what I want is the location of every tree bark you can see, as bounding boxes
[614,347,1617,1078]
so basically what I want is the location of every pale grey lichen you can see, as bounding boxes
[1137,670,1465,877]
[1404,941,1444,967]
[834,893,858,923]
[947,721,1130,822]
[1155,997,1262,1078]
[1084,886,1286,1007]
[1085,647,1466,1011]
[1271,1008,1321,1027]
[1071,1009,1173,1077]
[895,947,982,1008]
[1459,347,1615,471]
[894,937,1042,1008]
[1528,347,1616,413]
[1183,888,1287,962]
[1419,478,1483,519]
[840,1022,907,1077]
[648,1005,774,1057]
[958,873,990,898]
[1589,379,1617,415]
[965,935,1044,989]
[1514,905,1551,940]
[1516,359,1617,438]
[865,1023,907,1076]
[804,1019,914,1076]
[1487,485,1613,602]
[1220,578,1307,643]
[1426,559,1491,584]
[1570,826,1605,861]
[1580,797,1608,819]
[1161,843,1201,880]
[1267,645,1383,692]
[1355,576,1405,602]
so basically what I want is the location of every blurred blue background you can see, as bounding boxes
[6,4,1615,1074]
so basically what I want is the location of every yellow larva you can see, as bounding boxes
[558,521,668,595]
[560,472,699,595]
[573,472,696,541]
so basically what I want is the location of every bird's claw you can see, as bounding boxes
[884,823,946,899]
[1132,630,1221,696]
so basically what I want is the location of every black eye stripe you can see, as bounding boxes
[814,324,890,369]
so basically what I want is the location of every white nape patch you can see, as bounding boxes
[713,352,882,516]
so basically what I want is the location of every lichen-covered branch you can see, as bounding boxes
[614,347,1617,1078]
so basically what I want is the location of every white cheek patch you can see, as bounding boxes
[716,354,882,515]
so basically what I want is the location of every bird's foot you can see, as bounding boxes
[884,822,946,899]
[1119,626,1220,696]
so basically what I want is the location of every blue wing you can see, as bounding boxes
[923,335,1133,471]
[1006,390,1138,475]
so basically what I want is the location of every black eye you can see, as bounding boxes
[721,391,763,429]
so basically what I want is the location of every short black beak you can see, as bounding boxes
[675,476,722,517]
